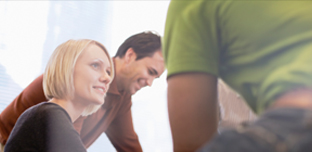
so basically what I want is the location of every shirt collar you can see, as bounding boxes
[107,58,121,95]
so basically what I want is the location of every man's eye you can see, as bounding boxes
[106,70,111,76]
[148,69,154,75]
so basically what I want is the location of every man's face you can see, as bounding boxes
[119,50,165,95]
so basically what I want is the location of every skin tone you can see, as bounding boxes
[168,72,218,152]
[50,43,112,122]
[114,48,165,95]
[168,73,312,152]
[270,89,312,110]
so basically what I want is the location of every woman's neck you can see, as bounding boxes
[49,98,85,122]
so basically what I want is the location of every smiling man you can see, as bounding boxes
[0,31,165,152]
[114,35,164,95]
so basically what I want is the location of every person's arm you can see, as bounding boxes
[105,98,142,152]
[0,74,46,144]
[269,89,312,110]
[167,72,218,152]
[163,1,221,151]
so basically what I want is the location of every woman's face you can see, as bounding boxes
[72,43,112,106]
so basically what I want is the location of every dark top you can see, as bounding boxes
[4,102,86,152]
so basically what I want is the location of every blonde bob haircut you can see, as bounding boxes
[43,39,114,116]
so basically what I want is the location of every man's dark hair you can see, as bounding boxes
[114,31,161,60]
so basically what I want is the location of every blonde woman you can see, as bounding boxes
[4,39,114,152]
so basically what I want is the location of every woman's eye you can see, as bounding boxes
[91,63,99,68]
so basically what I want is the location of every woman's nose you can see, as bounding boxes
[100,71,112,84]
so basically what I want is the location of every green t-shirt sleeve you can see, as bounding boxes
[163,0,219,78]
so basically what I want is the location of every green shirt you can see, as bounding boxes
[163,0,312,114]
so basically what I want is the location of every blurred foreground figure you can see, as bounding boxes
[163,1,312,151]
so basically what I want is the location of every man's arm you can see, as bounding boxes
[0,75,46,144]
[167,72,218,152]
[105,99,142,152]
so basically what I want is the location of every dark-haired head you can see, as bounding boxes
[114,31,161,60]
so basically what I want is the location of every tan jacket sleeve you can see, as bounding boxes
[105,97,142,152]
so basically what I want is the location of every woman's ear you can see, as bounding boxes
[124,48,137,64]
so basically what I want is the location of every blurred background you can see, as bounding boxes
[0,1,171,152]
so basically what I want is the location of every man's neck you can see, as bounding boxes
[112,57,125,93]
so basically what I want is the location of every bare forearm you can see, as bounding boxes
[167,73,218,152]
[269,89,312,110]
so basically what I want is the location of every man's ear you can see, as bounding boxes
[124,48,137,64]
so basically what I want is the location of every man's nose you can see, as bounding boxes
[146,77,155,87]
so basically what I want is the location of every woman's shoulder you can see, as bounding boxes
[35,102,63,111]
[21,102,70,122]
